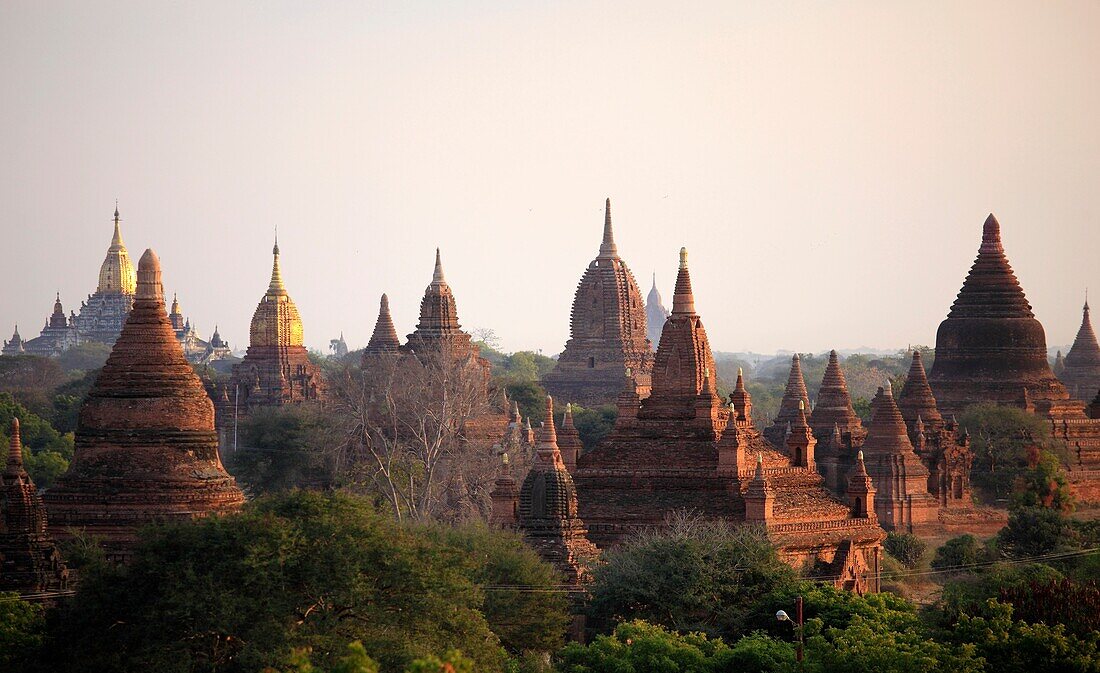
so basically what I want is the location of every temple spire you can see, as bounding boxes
[364,293,401,355]
[136,249,164,303]
[111,201,123,248]
[433,248,446,284]
[268,232,286,295]
[980,213,1003,254]
[598,197,617,257]
[671,247,696,315]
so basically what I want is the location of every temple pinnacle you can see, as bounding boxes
[599,197,617,257]
[8,417,23,470]
[136,249,164,303]
[267,234,286,295]
[980,213,1003,254]
[672,247,696,315]
[111,204,124,248]
[432,248,446,284]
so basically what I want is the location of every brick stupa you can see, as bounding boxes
[859,383,939,532]
[225,236,325,412]
[928,214,1068,414]
[543,199,654,406]
[928,214,1100,500]
[1,419,68,595]
[645,272,670,349]
[574,248,884,591]
[44,250,245,559]
[362,293,401,360]
[1060,296,1100,401]
[810,350,866,492]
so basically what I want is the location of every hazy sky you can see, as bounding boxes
[1,1,1097,357]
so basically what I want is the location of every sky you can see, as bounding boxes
[1,1,1097,357]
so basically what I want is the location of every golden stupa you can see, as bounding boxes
[248,236,305,347]
[96,206,137,295]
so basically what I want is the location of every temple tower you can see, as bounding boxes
[846,451,876,520]
[859,383,938,532]
[557,403,583,473]
[928,214,1069,415]
[225,236,325,413]
[69,205,137,346]
[764,355,812,447]
[2,325,25,356]
[1060,296,1100,401]
[646,273,670,348]
[542,199,654,406]
[786,400,816,470]
[744,454,774,523]
[0,418,69,594]
[44,250,245,559]
[362,293,401,361]
[515,396,600,585]
[810,350,866,491]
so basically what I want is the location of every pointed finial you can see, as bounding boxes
[433,248,445,283]
[273,227,279,256]
[799,399,805,411]
[502,452,510,466]
[856,449,864,462]
[267,234,286,295]
[671,247,696,314]
[1084,289,1090,315]
[679,247,688,269]
[652,271,657,289]
[980,213,1003,254]
[114,199,120,220]
[599,197,617,257]
[885,379,893,396]
[110,203,124,247]
[738,366,743,377]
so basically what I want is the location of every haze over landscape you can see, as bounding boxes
[1,1,1097,355]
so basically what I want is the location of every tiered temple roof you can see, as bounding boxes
[809,350,866,492]
[558,403,583,473]
[43,250,244,559]
[897,350,943,432]
[0,418,68,595]
[542,199,654,406]
[1060,297,1100,401]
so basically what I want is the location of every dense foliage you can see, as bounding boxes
[29,491,569,673]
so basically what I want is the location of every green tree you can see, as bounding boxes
[56,341,112,373]
[0,593,45,667]
[587,516,796,640]
[568,404,618,451]
[937,562,1064,622]
[952,600,1100,673]
[931,534,990,571]
[996,506,1069,559]
[0,392,74,487]
[884,532,926,569]
[420,522,570,655]
[505,380,548,424]
[958,403,1064,503]
[556,620,738,673]
[36,492,512,673]
[49,367,99,433]
[1012,449,1074,511]
[227,406,336,494]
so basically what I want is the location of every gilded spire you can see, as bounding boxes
[98,203,137,295]
[111,203,123,248]
[599,197,617,257]
[671,247,696,315]
[267,233,286,296]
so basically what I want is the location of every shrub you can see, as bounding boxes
[884,532,926,569]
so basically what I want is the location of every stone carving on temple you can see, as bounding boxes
[1059,296,1100,401]
[1,418,69,595]
[43,249,245,561]
[928,214,1100,501]
[218,236,326,436]
[542,199,654,407]
[573,248,884,593]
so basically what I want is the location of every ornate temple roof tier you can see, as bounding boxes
[764,354,812,448]
[404,249,478,359]
[363,293,402,359]
[928,214,1071,415]
[96,206,137,295]
[898,350,943,431]
[542,198,654,407]
[43,249,244,560]
[1060,296,1100,401]
[810,350,865,441]
[557,403,583,473]
[1,418,69,595]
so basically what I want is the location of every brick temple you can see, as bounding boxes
[218,236,325,433]
[43,250,245,560]
[809,350,866,493]
[572,248,884,592]
[361,293,401,360]
[928,214,1100,500]
[1,419,68,596]
[645,273,669,348]
[1059,296,1100,402]
[542,199,655,407]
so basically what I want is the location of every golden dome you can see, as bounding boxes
[248,237,304,348]
[97,206,137,295]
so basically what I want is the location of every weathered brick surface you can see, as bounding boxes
[1060,299,1100,401]
[44,250,244,560]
